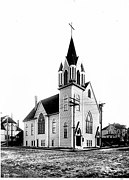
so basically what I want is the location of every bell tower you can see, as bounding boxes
[58,37,86,89]
[58,35,86,148]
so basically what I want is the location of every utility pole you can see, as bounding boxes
[99,103,105,148]
[69,97,79,151]
[7,116,9,147]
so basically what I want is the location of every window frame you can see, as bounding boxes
[52,119,56,134]
[88,89,91,98]
[77,70,80,85]
[63,95,68,111]
[31,123,34,135]
[64,122,68,138]
[64,70,68,85]
[52,139,54,146]
[38,113,45,134]
[41,139,45,147]
[86,111,93,134]
[25,123,28,136]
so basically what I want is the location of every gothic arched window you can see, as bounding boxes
[86,111,93,134]
[38,113,45,134]
[70,66,76,81]
[77,70,80,85]
[88,89,91,98]
[81,73,85,87]
[64,70,68,85]
[58,72,63,87]
[64,122,68,138]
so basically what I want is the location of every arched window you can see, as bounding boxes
[38,113,45,134]
[58,72,63,87]
[52,119,56,134]
[77,70,80,85]
[31,123,34,135]
[25,124,28,136]
[61,73,62,85]
[64,122,68,138]
[81,73,85,87]
[88,89,91,98]
[64,70,68,85]
[86,111,93,134]
[70,66,76,81]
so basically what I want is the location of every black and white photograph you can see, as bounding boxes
[0,0,129,178]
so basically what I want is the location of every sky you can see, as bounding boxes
[0,0,129,130]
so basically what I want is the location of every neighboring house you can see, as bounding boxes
[23,35,101,149]
[1,121,6,142]
[102,123,127,146]
[1,116,23,146]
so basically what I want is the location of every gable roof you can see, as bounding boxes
[85,81,100,112]
[23,94,59,122]
[41,94,59,115]
[23,107,36,122]
[102,125,110,131]
[16,126,23,131]
[102,123,126,131]
[2,117,17,124]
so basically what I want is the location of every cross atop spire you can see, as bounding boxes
[69,22,75,37]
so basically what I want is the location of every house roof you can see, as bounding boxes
[1,116,7,122]
[66,37,78,66]
[102,123,126,131]
[16,126,23,131]
[23,94,59,122]
[23,108,36,122]
[41,94,59,115]
[2,117,17,124]
[102,125,110,131]
[113,123,126,129]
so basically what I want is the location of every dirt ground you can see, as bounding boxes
[1,146,129,178]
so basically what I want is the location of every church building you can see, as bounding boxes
[23,34,101,149]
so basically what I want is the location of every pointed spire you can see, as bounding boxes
[66,37,78,66]
[58,62,63,72]
[81,63,85,72]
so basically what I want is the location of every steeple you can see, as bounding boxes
[58,62,63,72]
[66,37,78,66]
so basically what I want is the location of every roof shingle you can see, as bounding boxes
[23,94,59,122]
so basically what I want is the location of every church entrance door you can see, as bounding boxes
[76,136,81,146]
[97,138,100,146]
